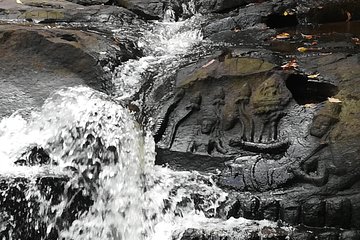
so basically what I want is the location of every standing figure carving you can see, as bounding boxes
[251,72,291,143]
[235,83,254,142]
[169,91,202,149]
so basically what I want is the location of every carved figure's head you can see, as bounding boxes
[310,102,341,138]
[201,118,216,134]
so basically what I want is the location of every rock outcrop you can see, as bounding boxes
[153,15,360,238]
[1,0,360,239]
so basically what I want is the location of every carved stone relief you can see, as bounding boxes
[156,63,293,157]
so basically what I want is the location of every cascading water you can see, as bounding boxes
[0,14,290,240]
[111,15,205,101]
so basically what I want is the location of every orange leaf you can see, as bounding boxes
[281,59,298,70]
[301,33,313,40]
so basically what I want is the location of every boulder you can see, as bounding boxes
[0,0,143,31]
[0,24,138,118]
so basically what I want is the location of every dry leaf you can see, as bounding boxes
[281,59,298,70]
[297,47,308,53]
[301,33,314,40]
[346,11,352,22]
[202,59,216,68]
[16,0,23,3]
[328,97,342,103]
[304,103,316,109]
[308,73,320,79]
[275,32,291,39]
[283,9,295,16]
[297,47,320,52]
[352,37,360,45]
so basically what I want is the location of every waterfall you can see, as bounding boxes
[111,15,204,101]
[163,6,176,22]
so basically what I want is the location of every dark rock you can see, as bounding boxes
[155,148,233,173]
[202,0,298,42]
[217,193,283,222]
[116,0,166,19]
[219,155,292,192]
[180,228,207,240]
[297,0,360,24]
[0,24,126,118]
[260,226,288,240]
[317,232,339,240]
[116,0,254,20]
[178,226,289,240]
[67,0,109,5]
[208,28,276,46]
[301,198,326,227]
[349,194,360,228]
[262,200,280,221]
[216,195,242,219]
[280,201,300,225]
[0,175,92,240]
[325,198,352,228]
[203,1,273,37]
[0,0,144,33]
[15,146,54,166]
[340,230,360,240]
[290,231,315,240]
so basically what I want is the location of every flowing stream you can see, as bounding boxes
[0,14,286,240]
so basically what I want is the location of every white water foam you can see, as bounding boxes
[112,15,204,101]
[0,86,146,175]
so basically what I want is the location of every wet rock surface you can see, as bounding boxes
[151,1,360,238]
[0,23,143,118]
[0,175,93,240]
[0,0,360,239]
